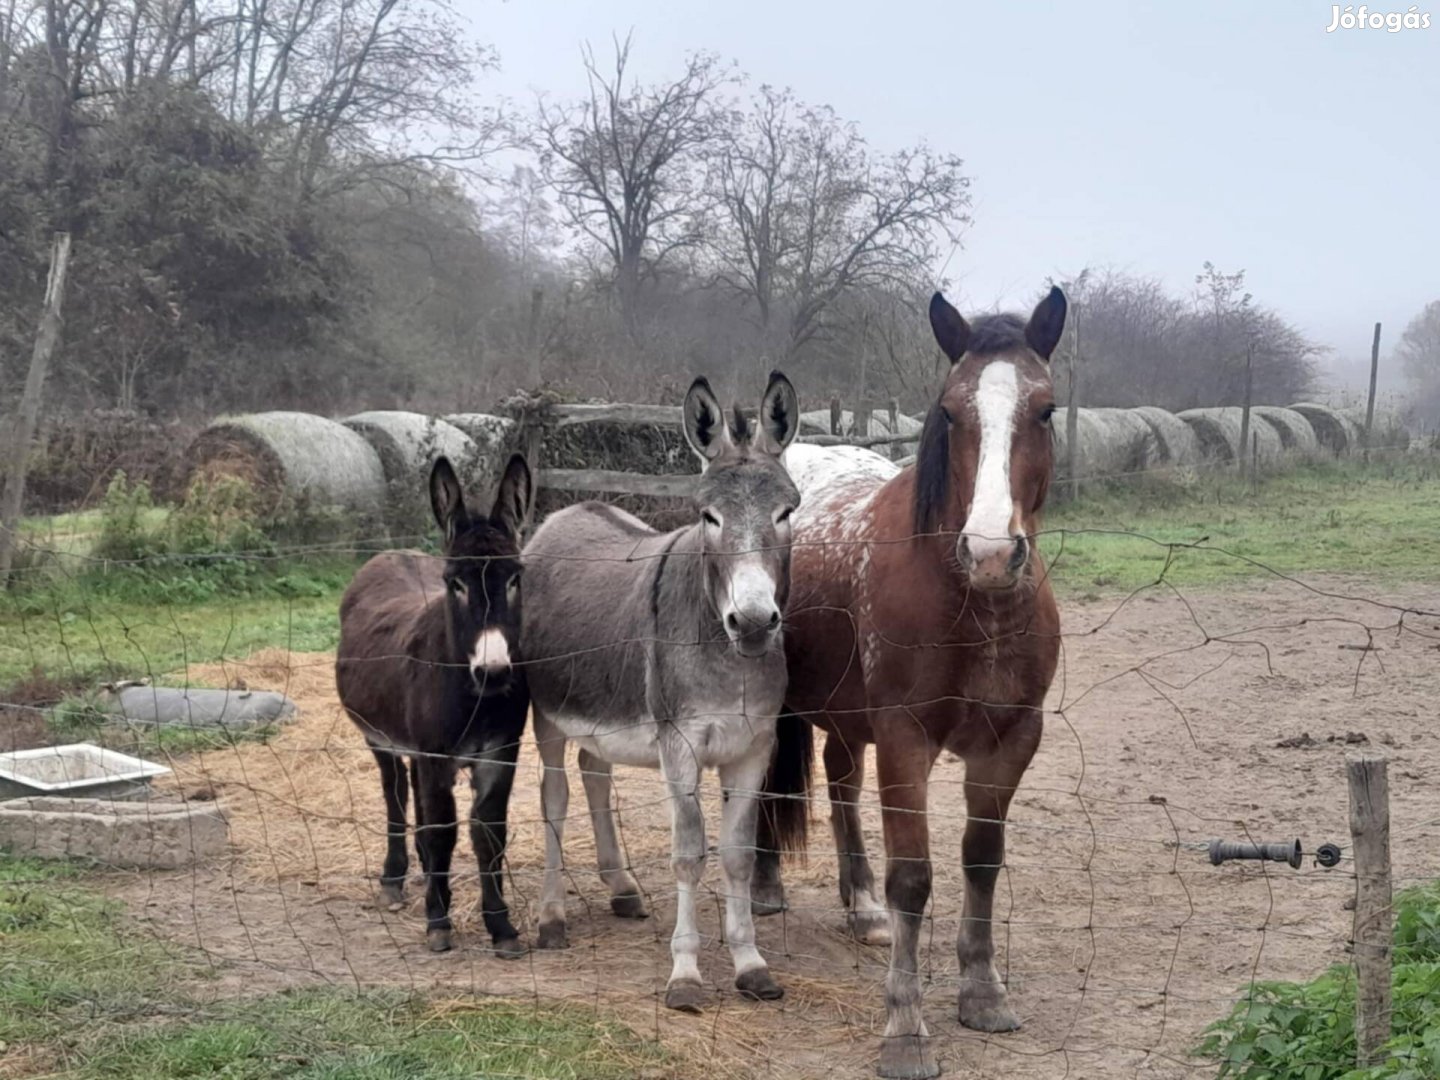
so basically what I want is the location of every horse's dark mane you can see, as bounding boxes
[913,399,950,537]
[965,313,1028,355]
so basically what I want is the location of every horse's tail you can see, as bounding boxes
[758,708,813,862]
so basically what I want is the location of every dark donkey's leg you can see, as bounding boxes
[956,707,1041,1032]
[469,733,526,959]
[414,753,460,952]
[372,747,409,908]
[825,733,889,945]
[874,717,942,1080]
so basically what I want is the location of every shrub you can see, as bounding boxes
[1198,883,1440,1079]
[92,472,163,562]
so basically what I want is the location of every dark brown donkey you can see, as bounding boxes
[756,288,1067,1078]
[337,454,532,957]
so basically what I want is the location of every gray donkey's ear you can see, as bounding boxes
[756,370,798,455]
[682,376,730,466]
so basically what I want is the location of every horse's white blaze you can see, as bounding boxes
[723,559,778,630]
[470,627,511,672]
[963,361,1021,558]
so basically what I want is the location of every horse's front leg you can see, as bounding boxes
[469,730,526,959]
[535,709,571,950]
[719,740,784,1001]
[956,708,1041,1032]
[659,736,708,1012]
[875,714,942,1080]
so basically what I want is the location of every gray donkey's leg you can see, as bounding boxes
[659,735,708,1012]
[535,709,571,950]
[719,742,784,1001]
[577,748,647,919]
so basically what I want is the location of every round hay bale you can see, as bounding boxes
[1052,408,1156,481]
[1251,407,1320,457]
[184,412,386,518]
[799,408,923,453]
[1289,403,1361,455]
[1130,407,1202,466]
[443,413,518,456]
[343,412,482,536]
[1177,408,1283,465]
[1336,406,1409,452]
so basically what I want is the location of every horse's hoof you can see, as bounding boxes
[537,922,568,950]
[610,893,648,919]
[735,968,784,1002]
[877,1035,940,1079]
[849,912,892,946]
[664,980,707,1013]
[426,928,453,953]
[492,936,528,961]
[958,998,1020,1033]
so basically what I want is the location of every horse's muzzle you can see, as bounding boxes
[958,533,1029,590]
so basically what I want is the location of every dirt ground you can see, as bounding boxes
[101,573,1440,1080]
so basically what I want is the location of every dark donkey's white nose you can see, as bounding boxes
[470,628,512,683]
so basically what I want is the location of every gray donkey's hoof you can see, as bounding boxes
[664,980,707,1013]
[877,1034,939,1079]
[536,922,568,950]
[735,967,784,1001]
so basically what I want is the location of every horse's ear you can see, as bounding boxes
[757,370,799,455]
[1025,285,1068,361]
[491,453,533,539]
[682,376,730,465]
[429,456,467,543]
[929,292,969,364]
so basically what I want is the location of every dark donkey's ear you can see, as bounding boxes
[490,453,533,539]
[929,291,970,363]
[682,376,730,465]
[1025,285,1068,361]
[756,370,799,455]
[429,456,467,543]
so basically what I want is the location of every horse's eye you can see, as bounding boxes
[1039,405,1057,424]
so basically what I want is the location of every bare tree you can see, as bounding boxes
[532,36,736,336]
[709,85,970,358]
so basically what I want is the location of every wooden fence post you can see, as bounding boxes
[1348,755,1392,1069]
[1238,342,1254,478]
[888,398,901,461]
[0,232,72,586]
[830,397,843,437]
[1065,301,1081,501]
[1364,322,1382,462]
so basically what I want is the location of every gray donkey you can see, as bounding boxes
[521,371,810,1013]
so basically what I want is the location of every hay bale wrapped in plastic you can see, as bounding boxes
[184,412,386,521]
[343,411,483,536]
[1178,408,1283,465]
[1130,406,1202,467]
[1250,407,1320,458]
[1288,403,1362,455]
[1052,408,1157,482]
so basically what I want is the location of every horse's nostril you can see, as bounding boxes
[1008,536,1028,570]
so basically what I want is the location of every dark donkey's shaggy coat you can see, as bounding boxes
[336,454,532,956]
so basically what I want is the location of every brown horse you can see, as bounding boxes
[337,454,533,957]
[756,288,1066,1078]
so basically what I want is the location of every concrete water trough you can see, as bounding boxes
[0,743,170,801]
[0,796,228,868]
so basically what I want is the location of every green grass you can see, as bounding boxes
[1043,456,1440,597]
[0,853,670,1079]
[1198,882,1440,1079]
[0,558,354,688]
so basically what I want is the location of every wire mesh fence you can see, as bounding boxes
[2,519,1438,1080]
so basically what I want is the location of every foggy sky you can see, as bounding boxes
[461,0,1437,394]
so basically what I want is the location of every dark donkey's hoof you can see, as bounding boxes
[664,980,707,1013]
[492,935,527,961]
[610,893,648,919]
[735,967,784,1001]
[379,882,406,912]
[877,1034,940,1079]
[426,927,454,953]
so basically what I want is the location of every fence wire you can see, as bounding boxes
[1,517,1438,1080]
